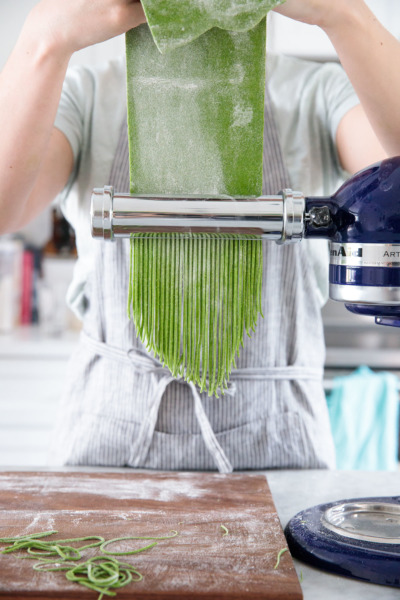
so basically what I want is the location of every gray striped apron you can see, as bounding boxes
[50,88,335,471]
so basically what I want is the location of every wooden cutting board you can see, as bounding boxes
[0,471,302,599]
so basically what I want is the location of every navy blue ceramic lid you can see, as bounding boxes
[285,496,400,588]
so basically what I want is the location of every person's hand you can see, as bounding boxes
[24,0,146,58]
[272,0,349,31]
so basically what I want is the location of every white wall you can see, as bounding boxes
[0,0,124,71]
[267,1,400,60]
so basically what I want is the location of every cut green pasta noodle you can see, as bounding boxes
[128,233,263,395]
[274,547,288,570]
[34,556,143,600]
[0,532,105,561]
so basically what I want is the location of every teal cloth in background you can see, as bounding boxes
[326,366,399,470]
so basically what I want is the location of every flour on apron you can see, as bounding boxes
[49,88,335,471]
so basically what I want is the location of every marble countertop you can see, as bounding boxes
[267,469,400,600]
[1,467,399,599]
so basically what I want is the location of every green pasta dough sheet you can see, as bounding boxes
[125,2,283,394]
[126,22,266,197]
[140,0,285,53]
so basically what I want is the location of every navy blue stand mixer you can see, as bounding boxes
[92,155,400,328]
[91,157,400,588]
[305,155,400,328]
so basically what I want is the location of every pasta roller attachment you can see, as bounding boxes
[90,157,400,328]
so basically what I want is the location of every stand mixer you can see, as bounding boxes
[91,156,400,587]
[91,156,400,328]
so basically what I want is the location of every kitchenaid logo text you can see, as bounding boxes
[330,247,363,258]
[383,251,400,257]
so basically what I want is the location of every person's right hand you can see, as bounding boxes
[24,0,146,57]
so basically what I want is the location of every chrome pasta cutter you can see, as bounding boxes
[91,156,400,328]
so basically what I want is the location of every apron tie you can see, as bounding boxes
[80,331,323,472]
[80,331,234,473]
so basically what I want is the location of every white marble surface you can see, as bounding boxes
[267,470,400,600]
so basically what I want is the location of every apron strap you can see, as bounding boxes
[189,382,233,474]
[80,331,233,473]
[128,373,174,468]
[232,366,323,380]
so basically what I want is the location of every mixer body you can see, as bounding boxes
[304,157,400,326]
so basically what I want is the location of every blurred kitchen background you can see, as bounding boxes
[0,1,399,468]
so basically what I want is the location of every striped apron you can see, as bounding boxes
[50,88,335,471]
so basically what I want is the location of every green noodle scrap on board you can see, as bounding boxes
[274,547,288,570]
[220,524,229,536]
[0,530,178,600]
[126,1,285,395]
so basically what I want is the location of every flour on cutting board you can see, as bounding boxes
[0,507,288,592]
[25,512,49,531]
[0,472,213,501]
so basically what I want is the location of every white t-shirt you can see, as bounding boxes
[54,53,359,317]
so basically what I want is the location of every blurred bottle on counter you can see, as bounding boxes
[20,245,42,326]
[39,206,79,334]
[44,207,77,257]
[0,238,23,333]
[0,206,80,335]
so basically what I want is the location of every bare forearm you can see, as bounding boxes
[275,0,400,157]
[0,0,146,234]
[0,31,71,232]
[323,1,400,157]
